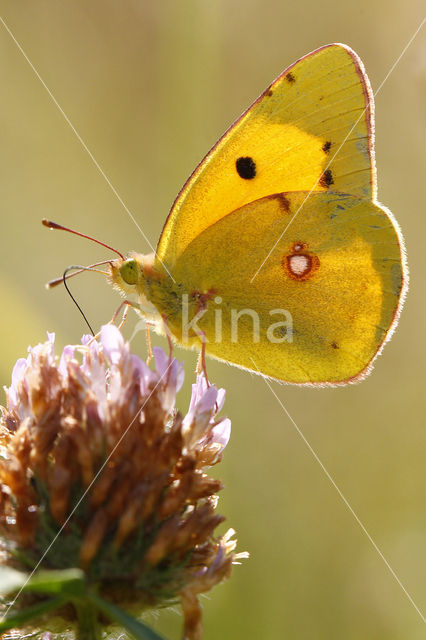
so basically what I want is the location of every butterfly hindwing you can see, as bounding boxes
[168,191,405,384]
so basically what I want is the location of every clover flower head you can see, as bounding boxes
[0,325,245,640]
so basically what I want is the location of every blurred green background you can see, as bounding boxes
[0,2,425,638]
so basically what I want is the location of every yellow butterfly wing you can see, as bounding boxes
[157,43,375,269]
[166,192,406,384]
[117,43,406,384]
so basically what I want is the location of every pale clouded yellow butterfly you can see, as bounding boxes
[105,44,407,385]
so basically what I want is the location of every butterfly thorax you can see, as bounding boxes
[108,252,202,344]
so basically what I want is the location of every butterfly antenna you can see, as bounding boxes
[46,260,112,289]
[62,265,96,336]
[42,218,125,260]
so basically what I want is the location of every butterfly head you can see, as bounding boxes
[108,251,155,299]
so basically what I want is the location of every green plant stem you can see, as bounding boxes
[74,598,102,640]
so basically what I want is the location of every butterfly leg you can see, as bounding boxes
[145,322,153,363]
[110,299,142,328]
[196,336,218,411]
[196,332,210,387]
[161,314,177,386]
[114,301,129,331]
[161,314,174,358]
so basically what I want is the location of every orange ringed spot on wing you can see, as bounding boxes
[289,255,310,276]
[282,242,320,281]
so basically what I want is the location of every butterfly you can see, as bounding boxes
[109,43,408,386]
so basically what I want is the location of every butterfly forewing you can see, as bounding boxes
[157,44,375,269]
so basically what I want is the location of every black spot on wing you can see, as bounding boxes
[319,169,334,188]
[236,156,256,180]
[285,72,296,84]
[322,141,332,153]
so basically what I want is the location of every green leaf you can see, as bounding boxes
[0,566,86,599]
[87,591,167,640]
[0,595,66,632]
[0,566,30,595]
[24,568,86,598]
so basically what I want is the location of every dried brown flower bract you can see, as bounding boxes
[0,326,246,639]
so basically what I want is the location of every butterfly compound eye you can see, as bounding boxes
[120,258,139,285]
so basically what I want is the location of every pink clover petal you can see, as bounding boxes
[193,566,209,579]
[153,348,184,391]
[192,375,208,403]
[175,361,185,393]
[197,385,218,415]
[215,388,226,413]
[210,543,226,571]
[183,380,217,438]
[167,359,185,393]
[59,346,75,377]
[153,347,168,378]
[159,381,178,415]
[185,410,213,446]
[131,355,156,395]
[28,332,55,365]
[43,332,56,359]
[8,359,28,407]
[184,376,207,428]
[100,325,126,365]
[81,338,102,377]
[86,354,108,415]
[108,369,124,406]
[153,347,185,412]
[211,418,231,450]
[11,358,27,390]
